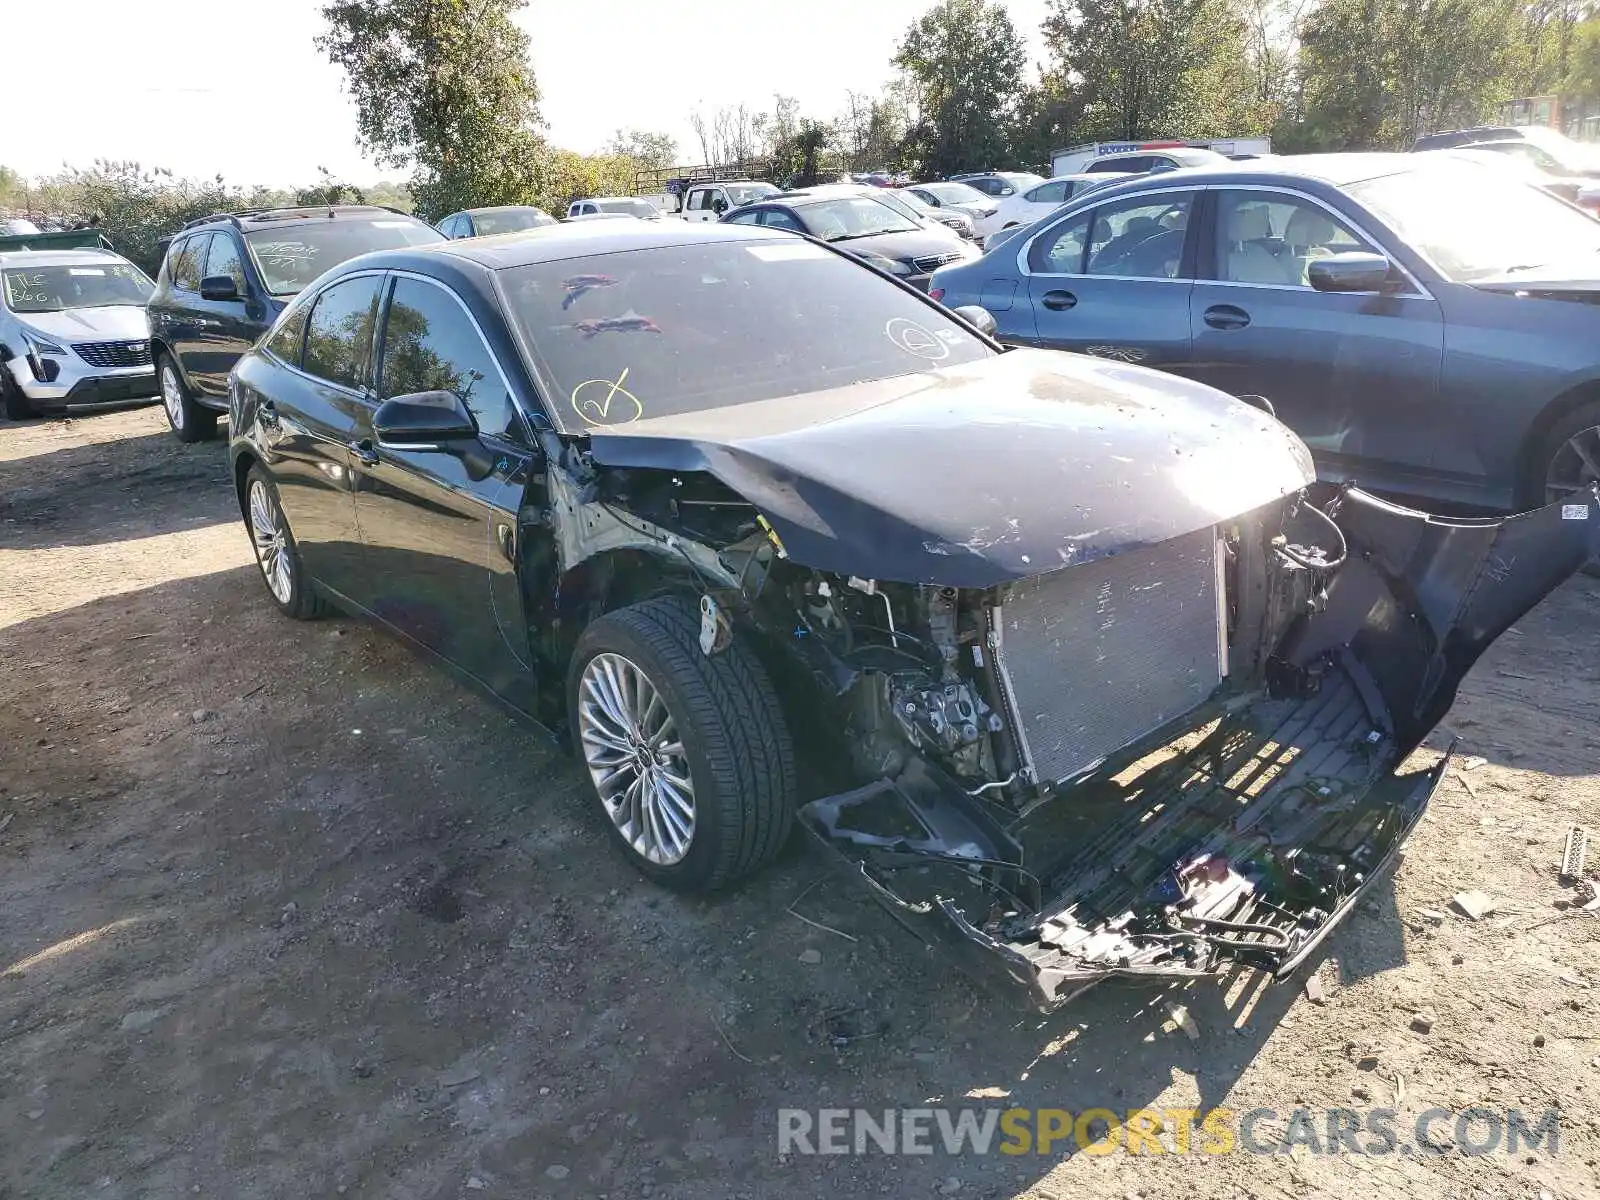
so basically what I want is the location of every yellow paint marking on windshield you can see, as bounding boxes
[570,367,644,426]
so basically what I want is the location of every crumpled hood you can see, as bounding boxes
[1472,255,1600,295]
[585,349,1316,587]
[19,305,149,344]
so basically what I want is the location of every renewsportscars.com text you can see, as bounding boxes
[776,1106,1562,1158]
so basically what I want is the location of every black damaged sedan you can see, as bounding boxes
[228,220,1596,1010]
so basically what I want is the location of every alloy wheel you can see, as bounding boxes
[248,479,293,604]
[1545,424,1600,505]
[577,652,696,865]
[161,363,185,430]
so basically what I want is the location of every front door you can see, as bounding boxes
[264,274,382,598]
[161,232,212,387]
[191,231,260,396]
[1186,188,1445,488]
[349,274,539,705]
[1020,187,1198,371]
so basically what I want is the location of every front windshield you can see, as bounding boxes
[794,197,921,241]
[472,207,555,234]
[2,261,154,313]
[497,239,989,431]
[727,184,779,205]
[920,182,988,206]
[245,217,443,295]
[1349,164,1600,281]
[865,189,930,225]
[595,199,661,218]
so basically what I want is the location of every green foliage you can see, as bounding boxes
[1293,0,1527,150]
[1567,14,1600,95]
[318,0,545,220]
[607,129,679,172]
[893,0,1029,176]
[531,149,638,212]
[1040,0,1264,144]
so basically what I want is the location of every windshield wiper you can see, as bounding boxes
[827,230,911,242]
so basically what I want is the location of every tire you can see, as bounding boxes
[1527,399,1600,576]
[0,370,33,420]
[244,466,327,620]
[158,352,219,443]
[567,596,796,893]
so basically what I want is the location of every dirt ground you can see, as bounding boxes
[2,405,1598,1200]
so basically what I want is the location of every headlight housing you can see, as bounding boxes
[22,329,66,356]
[856,251,913,277]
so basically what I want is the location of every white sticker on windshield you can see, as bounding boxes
[68,267,106,276]
[885,317,950,361]
[746,243,829,262]
[1562,504,1589,519]
[371,220,413,228]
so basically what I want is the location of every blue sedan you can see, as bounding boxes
[929,152,1600,513]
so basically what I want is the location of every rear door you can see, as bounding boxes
[1021,187,1199,370]
[349,274,539,702]
[1186,187,1444,485]
[263,273,382,599]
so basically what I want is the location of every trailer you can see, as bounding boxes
[1051,138,1271,177]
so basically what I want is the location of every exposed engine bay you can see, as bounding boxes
[546,351,1599,1010]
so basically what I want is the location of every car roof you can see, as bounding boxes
[1079,152,1419,193]
[466,204,549,215]
[0,247,133,269]
[383,218,794,272]
[184,205,424,232]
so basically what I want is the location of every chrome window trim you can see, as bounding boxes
[1202,183,1434,301]
[1015,181,1435,301]
[381,268,533,442]
[1017,183,1200,281]
[271,268,389,397]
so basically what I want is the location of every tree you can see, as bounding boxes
[607,129,679,172]
[1039,0,1261,143]
[1564,12,1600,95]
[892,0,1029,176]
[1294,0,1526,150]
[318,0,545,220]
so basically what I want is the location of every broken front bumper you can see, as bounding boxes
[799,489,1598,1011]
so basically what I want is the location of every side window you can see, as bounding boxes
[1213,190,1372,287]
[203,234,247,292]
[1027,210,1092,273]
[264,305,309,365]
[438,215,459,238]
[760,210,806,233]
[1085,193,1194,278]
[686,190,705,212]
[725,208,764,225]
[302,275,383,391]
[379,277,518,440]
[1027,181,1069,204]
[172,234,208,292]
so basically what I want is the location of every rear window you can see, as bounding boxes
[497,239,991,433]
[244,217,442,295]
[471,208,556,235]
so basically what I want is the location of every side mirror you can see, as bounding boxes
[952,305,999,337]
[200,275,240,302]
[373,391,478,447]
[1308,252,1394,294]
[712,200,728,215]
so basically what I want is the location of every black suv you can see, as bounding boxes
[146,206,442,441]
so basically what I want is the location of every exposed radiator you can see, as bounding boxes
[992,527,1226,785]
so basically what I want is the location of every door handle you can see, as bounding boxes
[1203,304,1251,331]
[1041,289,1077,311]
[348,438,379,467]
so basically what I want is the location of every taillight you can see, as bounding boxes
[929,287,945,301]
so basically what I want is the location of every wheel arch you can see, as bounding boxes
[1516,377,1600,508]
[231,447,261,520]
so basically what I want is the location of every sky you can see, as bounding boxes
[8,0,1051,187]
